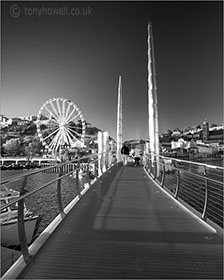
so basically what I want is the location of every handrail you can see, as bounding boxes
[1,152,108,185]
[145,153,223,181]
[144,152,223,228]
[0,157,99,211]
[1,151,115,265]
[154,153,224,170]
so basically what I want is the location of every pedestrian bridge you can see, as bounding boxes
[1,153,223,279]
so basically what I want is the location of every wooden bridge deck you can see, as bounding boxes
[18,163,223,279]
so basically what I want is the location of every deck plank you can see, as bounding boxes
[18,164,223,279]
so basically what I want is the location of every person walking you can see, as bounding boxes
[121,144,129,166]
[134,146,141,166]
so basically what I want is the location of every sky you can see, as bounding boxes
[1,1,223,141]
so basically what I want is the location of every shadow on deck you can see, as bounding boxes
[18,163,223,279]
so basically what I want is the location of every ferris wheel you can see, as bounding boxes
[36,98,86,153]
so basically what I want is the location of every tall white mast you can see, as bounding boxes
[147,22,160,176]
[116,75,123,162]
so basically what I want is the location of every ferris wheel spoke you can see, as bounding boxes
[51,129,61,145]
[49,100,60,119]
[62,99,66,117]
[65,126,76,139]
[56,99,62,116]
[50,140,57,152]
[65,102,72,120]
[49,130,61,151]
[43,127,60,142]
[48,138,56,151]
[60,128,69,145]
[67,123,80,129]
[64,130,73,145]
[55,132,62,152]
[66,127,79,142]
[44,106,59,122]
[66,112,80,124]
[67,126,82,138]
[62,131,69,146]
[48,118,59,125]
[65,107,76,124]
[57,129,67,151]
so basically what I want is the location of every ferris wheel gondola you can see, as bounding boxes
[36,98,86,153]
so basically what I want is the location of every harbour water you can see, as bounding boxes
[192,157,223,167]
[1,169,80,235]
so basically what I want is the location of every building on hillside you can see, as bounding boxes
[0,115,9,127]
[171,138,198,152]
[171,137,219,157]
[124,139,146,151]
[196,142,219,155]
[34,119,50,126]
[0,114,8,122]
[20,115,37,122]
[202,121,223,144]
[7,118,21,126]
[6,117,28,126]
[17,119,30,126]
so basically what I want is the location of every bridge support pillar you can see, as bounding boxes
[147,22,160,177]
[116,75,122,162]
[102,131,109,172]
[98,131,109,175]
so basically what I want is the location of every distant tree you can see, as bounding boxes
[3,138,22,156]
[167,129,172,136]
[1,137,5,155]
[22,136,43,160]
[21,124,37,136]
[40,124,47,130]
[160,131,174,143]
[184,126,192,133]
[31,136,43,155]
[23,144,33,161]
[173,127,180,132]
[23,135,33,145]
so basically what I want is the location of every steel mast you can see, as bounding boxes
[147,22,160,176]
[116,75,123,162]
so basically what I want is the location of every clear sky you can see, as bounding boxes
[1,1,223,140]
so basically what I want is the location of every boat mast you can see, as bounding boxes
[116,75,123,162]
[147,22,160,176]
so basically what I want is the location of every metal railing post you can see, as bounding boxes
[76,162,81,198]
[174,169,180,199]
[57,167,65,219]
[152,155,156,179]
[18,175,31,263]
[101,153,105,173]
[98,153,102,177]
[145,156,149,173]
[94,159,98,178]
[85,159,91,187]
[148,156,151,175]
[160,159,165,188]
[153,155,156,179]
[202,166,208,220]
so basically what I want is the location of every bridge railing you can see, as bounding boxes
[144,153,223,229]
[1,151,116,274]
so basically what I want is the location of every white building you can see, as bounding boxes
[196,142,219,155]
[0,115,9,127]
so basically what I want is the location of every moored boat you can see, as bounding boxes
[1,187,41,247]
